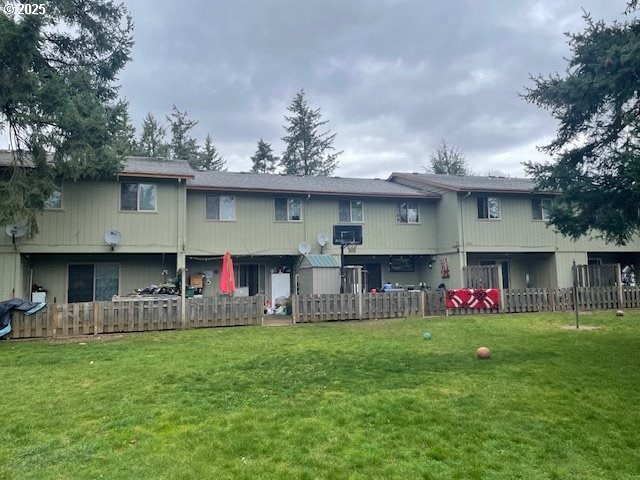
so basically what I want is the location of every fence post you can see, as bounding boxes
[616,263,623,309]
[419,290,426,317]
[50,304,59,339]
[291,295,298,324]
[93,302,99,335]
[357,293,363,320]
[497,267,504,313]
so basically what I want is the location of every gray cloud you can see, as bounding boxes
[119,0,628,178]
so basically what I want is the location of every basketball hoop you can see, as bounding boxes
[347,244,357,253]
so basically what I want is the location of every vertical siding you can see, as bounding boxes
[24,179,180,251]
[0,253,22,299]
[187,192,438,256]
[435,191,462,253]
[28,253,177,303]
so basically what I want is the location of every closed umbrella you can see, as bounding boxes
[220,251,236,295]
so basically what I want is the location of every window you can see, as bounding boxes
[206,195,235,221]
[44,187,62,209]
[477,196,500,219]
[339,200,363,222]
[397,202,419,224]
[120,183,156,212]
[67,264,119,303]
[275,197,301,221]
[532,198,551,221]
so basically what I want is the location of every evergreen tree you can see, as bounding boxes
[280,90,341,176]
[193,134,226,171]
[428,139,469,175]
[523,4,640,245]
[133,113,169,157]
[0,0,134,235]
[251,139,278,173]
[167,105,200,164]
[109,100,137,157]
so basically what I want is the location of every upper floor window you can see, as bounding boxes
[397,202,419,224]
[275,197,301,221]
[339,200,363,223]
[206,195,236,221]
[477,196,500,220]
[44,187,62,209]
[120,183,156,212]
[532,198,551,221]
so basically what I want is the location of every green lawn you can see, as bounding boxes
[2,311,639,479]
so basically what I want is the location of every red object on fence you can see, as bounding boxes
[446,288,499,309]
[220,251,236,295]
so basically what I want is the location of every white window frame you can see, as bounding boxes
[477,196,501,220]
[275,197,302,222]
[532,198,551,221]
[44,186,63,210]
[397,202,420,224]
[206,195,236,221]
[339,200,364,223]
[120,182,157,212]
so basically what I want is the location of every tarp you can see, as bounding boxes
[0,298,47,338]
[219,251,236,295]
[446,289,500,309]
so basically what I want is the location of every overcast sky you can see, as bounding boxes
[119,0,629,179]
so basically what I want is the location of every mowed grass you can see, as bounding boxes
[2,311,640,480]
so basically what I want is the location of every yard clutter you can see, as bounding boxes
[263,297,291,315]
[0,298,46,338]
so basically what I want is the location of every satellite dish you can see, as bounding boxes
[317,233,328,247]
[297,241,311,255]
[5,224,27,246]
[104,229,123,249]
[5,224,27,239]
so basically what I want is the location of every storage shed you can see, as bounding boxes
[297,255,341,295]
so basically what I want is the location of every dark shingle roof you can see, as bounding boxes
[189,170,437,199]
[121,157,195,179]
[388,172,548,194]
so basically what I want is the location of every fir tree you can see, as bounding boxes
[167,105,200,164]
[133,113,169,157]
[0,0,134,235]
[428,139,470,175]
[193,134,226,171]
[280,90,341,176]
[251,139,278,173]
[523,4,640,244]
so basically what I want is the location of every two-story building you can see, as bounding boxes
[389,172,640,288]
[1,157,638,303]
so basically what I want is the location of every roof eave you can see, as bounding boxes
[187,184,439,199]
[119,172,195,180]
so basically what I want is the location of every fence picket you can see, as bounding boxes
[6,286,640,340]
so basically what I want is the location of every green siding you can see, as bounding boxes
[0,253,23,299]
[187,192,438,256]
[28,253,176,303]
[21,180,181,253]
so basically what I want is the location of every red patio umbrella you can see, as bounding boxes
[220,251,236,295]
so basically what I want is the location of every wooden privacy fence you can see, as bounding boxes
[7,295,264,340]
[6,287,640,340]
[292,291,423,323]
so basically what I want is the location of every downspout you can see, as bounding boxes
[177,178,186,325]
[459,192,471,274]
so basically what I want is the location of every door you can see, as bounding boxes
[68,264,94,303]
[364,263,382,291]
[68,264,119,303]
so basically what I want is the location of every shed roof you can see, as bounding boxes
[300,255,340,268]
